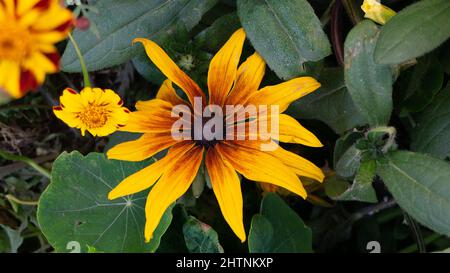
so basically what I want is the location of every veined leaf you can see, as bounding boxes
[62,0,217,72]
[377,150,450,237]
[374,0,450,64]
[411,85,450,159]
[345,20,393,126]
[237,0,331,79]
[287,68,366,134]
[37,151,173,253]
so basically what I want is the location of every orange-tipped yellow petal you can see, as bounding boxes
[156,79,186,106]
[144,145,204,242]
[106,133,178,162]
[208,28,246,106]
[269,146,325,182]
[120,99,176,134]
[247,77,321,112]
[108,142,195,200]
[277,114,323,147]
[217,142,307,198]
[226,52,266,106]
[133,38,205,106]
[206,147,246,242]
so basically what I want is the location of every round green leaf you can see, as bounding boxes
[37,151,173,253]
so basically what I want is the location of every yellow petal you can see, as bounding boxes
[53,106,80,128]
[144,144,204,242]
[277,114,323,147]
[156,79,186,106]
[208,28,246,106]
[32,2,73,32]
[120,100,176,134]
[133,38,204,106]
[226,52,265,106]
[217,142,307,198]
[269,146,325,182]
[205,147,246,242]
[17,0,40,15]
[247,77,321,112]
[0,60,21,98]
[361,0,396,25]
[106,133,178,162]
[108,142,196,200]
[59,88,84,112]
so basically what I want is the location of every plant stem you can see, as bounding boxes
[68,32,91,88]
[0,149,51,179]
[5,194,39,206]
[342,0,363,25]
[399,233,442,253]
[331,0,344,66]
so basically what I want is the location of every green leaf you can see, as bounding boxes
[62,0,217,72]
[0,225,23,253]
[287,68,366,134]
[182,216,224,253]
[400,54,444,113]
[374,0,450,64]
[195,12,241,53]
[344,20,393,126]
[410,85,450,159]
[377,150,450,237]
[335,145,362,178]
[248,193,312,253]
[37,151,173,253]
[237,0,331,79]
[324,175,351,199]
[333,131,364,168]
[338,160,378,203]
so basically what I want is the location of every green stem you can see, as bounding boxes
[342,0,363,25]
[399,233,442,253]
[4,194,39,206]
[0,149,51,179]
[68,32,91,88]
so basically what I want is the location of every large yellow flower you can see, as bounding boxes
[0,0,73,98]
[107,28,325,242]
[53,87,130,137]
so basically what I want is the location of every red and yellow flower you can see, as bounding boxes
[107,28,325,242]
[53,87,130,137]
[0,0,73,99]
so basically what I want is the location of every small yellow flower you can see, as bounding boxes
[106,28,325,243]
[53,87,129,137]
[361,0,396,25]
[0,0,73,99]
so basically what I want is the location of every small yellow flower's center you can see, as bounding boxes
[78,104,111,129]
[0,23,33,62]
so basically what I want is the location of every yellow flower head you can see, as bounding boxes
[0,0,73,99]
[53,87,130,137]
[361,0,396,25]
[107,28,325,243]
